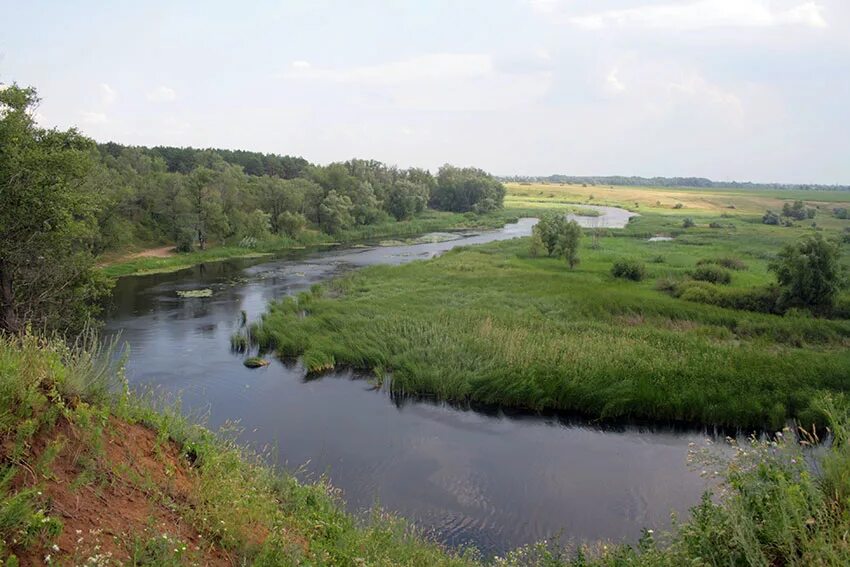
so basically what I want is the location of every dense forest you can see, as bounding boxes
[504,174,850,192]
[0,85,506,334]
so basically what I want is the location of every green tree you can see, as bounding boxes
[318,190,354,234]
[769,234,844,312]
[532,213,582,268]
[430,165,505,213]
[277,211,307,237]
[0,85,111,333]
[186,168,230,250]
[558,220,582,269]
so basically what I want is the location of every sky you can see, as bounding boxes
[1,0,848,184]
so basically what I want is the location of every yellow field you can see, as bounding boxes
[505,182,850,217]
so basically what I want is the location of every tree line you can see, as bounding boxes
[0,85,506,334]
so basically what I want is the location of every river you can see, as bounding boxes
[104,207,713,557]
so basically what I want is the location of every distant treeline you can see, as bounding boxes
[502,175,850,192]
[91,142,506,253]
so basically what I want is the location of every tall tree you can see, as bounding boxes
[0,85,111,333]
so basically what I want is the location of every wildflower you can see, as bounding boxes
[52,543,59,552]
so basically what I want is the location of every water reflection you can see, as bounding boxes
[105,215,713,556]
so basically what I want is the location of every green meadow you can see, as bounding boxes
[250,186,850,429]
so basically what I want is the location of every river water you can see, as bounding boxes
[104,207,713,557]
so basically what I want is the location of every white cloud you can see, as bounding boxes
[605,67,626,93]
[286,53,493,85]
[146,85,177,102]
[99,83,117,104]
[291,60,311,69]
[539,0,827,30]
[81,111,108,124]
[284,53,552,112]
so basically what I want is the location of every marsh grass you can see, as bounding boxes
[251,214,850,429]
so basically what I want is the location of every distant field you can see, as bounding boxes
[505,182,850,219]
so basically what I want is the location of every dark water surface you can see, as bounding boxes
[105,213,713,557]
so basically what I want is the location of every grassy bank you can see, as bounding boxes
[249,206,850,429]
[3,334,850,565]
[100,209,522,278]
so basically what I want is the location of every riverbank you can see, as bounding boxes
[99,209,524,278]
[4,333,850,565]
[249,210,850,429]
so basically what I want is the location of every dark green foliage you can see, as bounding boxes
[0,85,112,333]
[763,210,780,225]
[682,217,695,228]
[276,211,308,238]
[834,207,849,219]
[611,259,646,281]
[430,165,505,213]
[692,265,732,285]
[781,200,812,221]
[708,221,723,228]
[532,214,583,268]
[770,234,845,311]
[673,202,684,209]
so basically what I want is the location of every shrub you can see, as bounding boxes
[708,222,723,229]
[611,259,646,281]
[682,217,695,228]
[673,203,684,209]
[762,210,780,225]
[833,207,849,220]
[692,265,732,285]
[770,234,844,312]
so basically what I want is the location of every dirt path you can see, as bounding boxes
[131,245,175,259]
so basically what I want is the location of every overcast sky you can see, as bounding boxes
[2,0,848,183]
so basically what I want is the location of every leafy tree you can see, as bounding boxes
[558,220,582,269]
[769,234,844,312]
[318,190,354,234]
[186,168,230,249]
[277,211,307,237]
[430,165,505,213]
[240,209,272,240]
[386,179,428,220]
[532,213,582,268]
[0,85,111,333]
[782,200,809,221]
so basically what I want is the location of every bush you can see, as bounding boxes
[673,203,684,209]
[682,217,695,228]
[175,228,195,253]
[708,221,723,229]
[611,259,646,281]
[762,210,780,225]
[770,234,844,312]
[692,265,732,285]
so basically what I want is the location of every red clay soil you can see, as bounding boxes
[10,417,233,566]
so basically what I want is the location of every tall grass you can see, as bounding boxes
[251,229,850,429]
